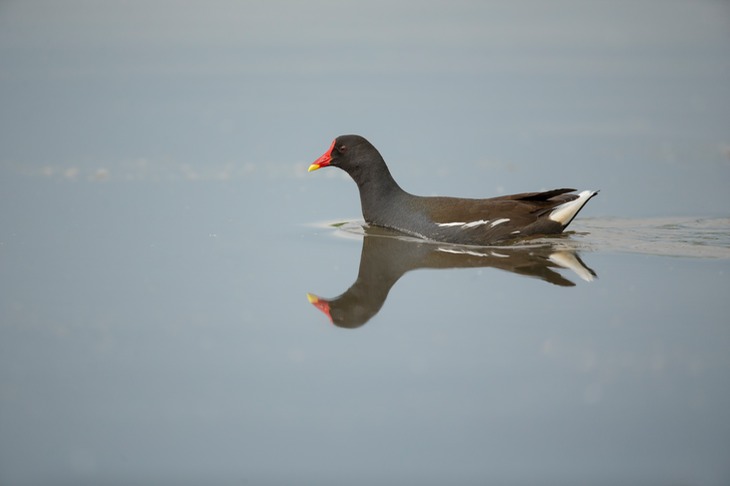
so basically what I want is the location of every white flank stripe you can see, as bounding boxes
[463,219,490,228]
[549,190,596,225]
[490,218,510,227]
[437,219,492,229]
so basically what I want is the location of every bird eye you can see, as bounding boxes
[337,144,347,154]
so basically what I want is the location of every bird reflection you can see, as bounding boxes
[307,225,597,329]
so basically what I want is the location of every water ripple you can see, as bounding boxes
[321,217,730,259]
[566,217,730,259]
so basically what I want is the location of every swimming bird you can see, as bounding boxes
[308,134,597,245]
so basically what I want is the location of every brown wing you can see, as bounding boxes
[420,189,580,244]
[493,188,577,202]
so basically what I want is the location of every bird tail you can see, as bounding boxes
[549,190,599,227]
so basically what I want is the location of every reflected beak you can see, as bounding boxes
[306,292,332,322]
[308,140,335,172]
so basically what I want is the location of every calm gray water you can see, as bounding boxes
[2,1,730,485]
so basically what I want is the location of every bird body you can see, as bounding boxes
[309,135,597,245]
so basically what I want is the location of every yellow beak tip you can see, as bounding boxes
[307,164,320,172]
[306,292,319,304]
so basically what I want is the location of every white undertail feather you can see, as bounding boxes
[549,190,597,226]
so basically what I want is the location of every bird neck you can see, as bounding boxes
[354,163,408,224]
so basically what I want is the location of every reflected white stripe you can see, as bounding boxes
[437,247,511,258]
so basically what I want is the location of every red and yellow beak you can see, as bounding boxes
[308,139,336,172]
[306,292,332,323]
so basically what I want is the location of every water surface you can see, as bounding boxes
[1,178,729,485]
[1,1,730,484]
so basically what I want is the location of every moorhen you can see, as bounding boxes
[308,134,598,245]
